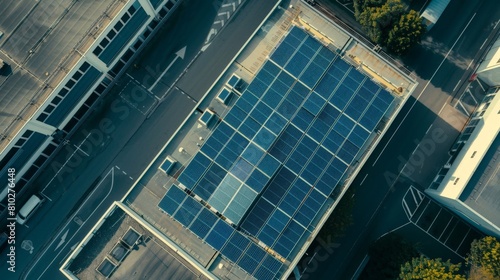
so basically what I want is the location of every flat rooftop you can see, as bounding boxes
[459,131,500,227]
[0,0,122,149]
[65,205,209,280]
[63,1,416,279]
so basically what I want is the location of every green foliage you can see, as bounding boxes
[467,236,500,278]
[399,256,466,280]
[360,233,419,280]
[386,10,425,54]
[354,0,425,55]
[318,188,355,240]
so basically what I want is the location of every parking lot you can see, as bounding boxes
[403,186,484,257]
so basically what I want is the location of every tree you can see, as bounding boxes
[360,233,419,279]
[467,236,500,278]
[354,0,426,55]
[400,256,466,280]
[386,10,425,55]
[317,188,355,240]
[357,0,406,44]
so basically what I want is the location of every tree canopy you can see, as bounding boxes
[354,0,425,54]
[360,233,419,279]
[400,256,466,280]
[467,236,500,278]
[317,188,355,240]
[386,10,426,55]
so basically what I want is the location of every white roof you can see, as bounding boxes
[421,0,452,24]
[437,91,500,199]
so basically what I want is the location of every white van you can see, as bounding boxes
[17,194,43,225]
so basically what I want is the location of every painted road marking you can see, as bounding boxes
[42,133,92,199]
[372,13,477,167]
[149,46,187,91]
[26,167,115,280]
[55,229,69,251]
[360,174,368,185]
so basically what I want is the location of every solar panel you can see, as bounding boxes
[189,208,217,239]
[303,91,327,116]
[262,167,294,205]
[230,158,253,182]
[224,184,257,224]
[158,185,186,215]
[238,256,261,277]
[205,220,234,251]
[262,88,283,108]
[360,105,384,131]
[177,153,211,188]
[262,60,281,77]
[331,84,354,110]
[246,78,269,99]
[315,73,340,100]
[242,143,265,166]
[174,196,202,227]
[308,118,329,143]
[241,198,274,235]
[192,163,226,201]
[277,99,299,120]
[238,243,266,275]
[158,27,398,276]
[349,125,370,147]
[254,265,275,280]
[209,174,241,211]
[265,112,287,135]
[289,25,308,41]
[251,102,273,125]
[254,127,277,151]
[300,62,324,88]
[222,231,250,262]
[246,168,269,193]
[271,40,296,67]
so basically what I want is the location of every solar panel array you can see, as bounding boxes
[159,26,395,279]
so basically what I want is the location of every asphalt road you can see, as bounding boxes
[0,0,279,279]
[302,0,500,279]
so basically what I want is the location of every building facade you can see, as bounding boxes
[427,86,500,238]
[0,0,182,218]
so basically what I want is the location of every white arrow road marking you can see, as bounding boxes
[148,46,187,91]
[55,229,69,251]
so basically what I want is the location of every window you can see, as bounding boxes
[44,104,56,114]
[93,45,103,56]
[107,29,117,40]
[59,88,69,97]
[65,79,76,90]
[114,21,124,32]
[143,29,152,38]
[80,62,90,72]
[100,37,110,49]
[72,71,83,81]
[121,12,131,23]
[128,4,137,14]
[51,95,62,106]
[133,39,143,51]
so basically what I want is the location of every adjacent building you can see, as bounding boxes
[476,36,500,87]
[427,86,500,238]
[0,0,182,217]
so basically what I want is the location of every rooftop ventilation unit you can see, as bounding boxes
[198,110,216,127]
[216,87,233,105]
